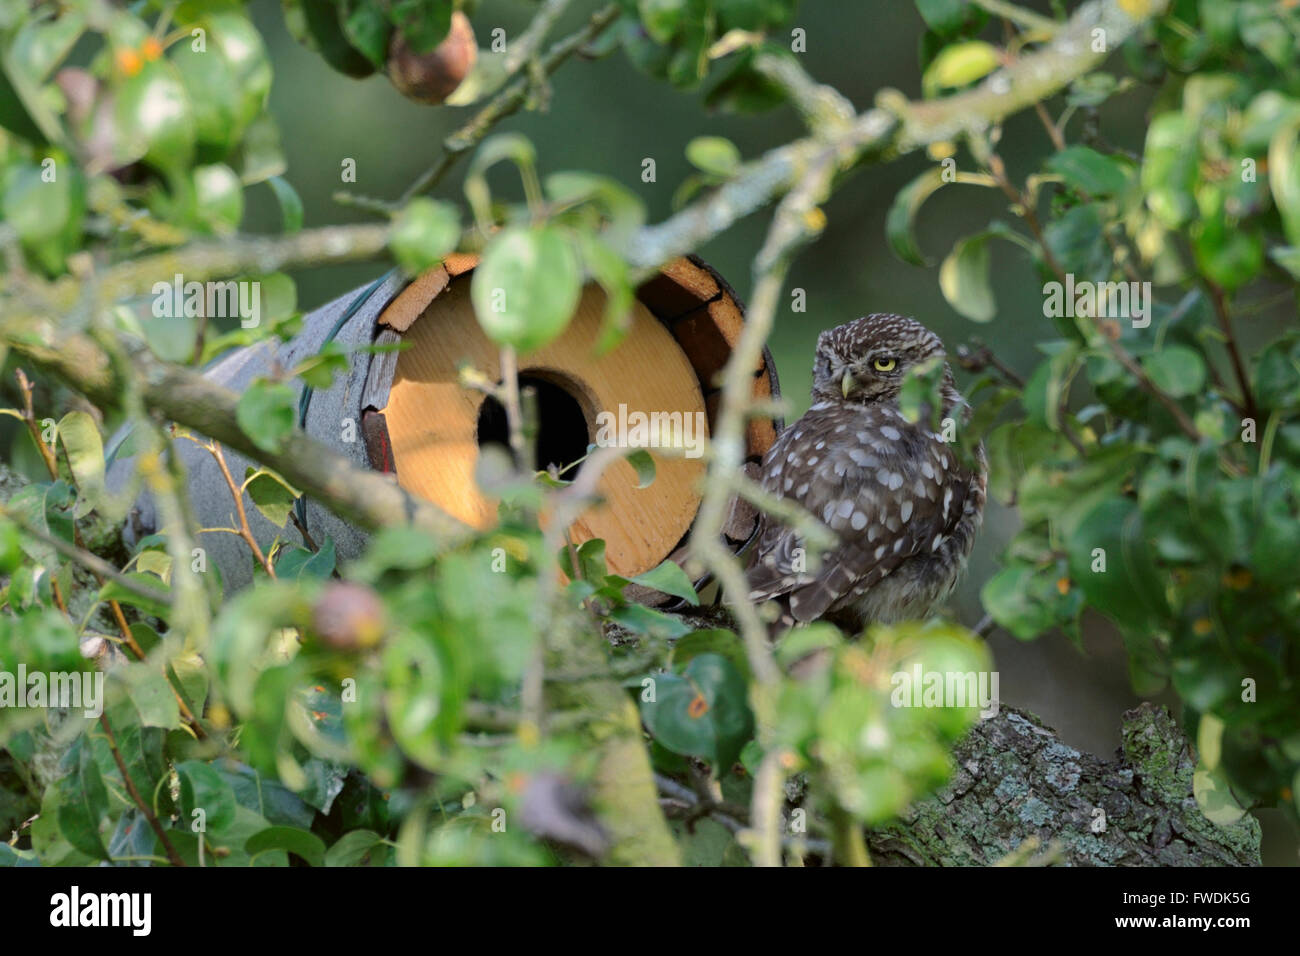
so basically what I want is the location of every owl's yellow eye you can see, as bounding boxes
[873,357,897,372]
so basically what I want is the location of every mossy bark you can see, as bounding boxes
[867,703,1260,866]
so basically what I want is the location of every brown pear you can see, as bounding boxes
[387,11,477,105]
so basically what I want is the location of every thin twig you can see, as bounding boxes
[207,441,275,578]
[1,508,170,605]
[98,714,185,866]
[15,369,59,478]
[1206,282,1257,423]
[972,0,1061,35]
[398,3,621,204]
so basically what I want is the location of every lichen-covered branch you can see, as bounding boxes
[891,0,1165,148]
[621,0,1168,272]
[867,704,1260,866]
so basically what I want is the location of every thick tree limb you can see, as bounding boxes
[868,703,1261,866]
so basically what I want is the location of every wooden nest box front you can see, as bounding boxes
[116,255,783,592]
[362,254,782,578]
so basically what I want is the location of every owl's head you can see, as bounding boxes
[811,313,949,405]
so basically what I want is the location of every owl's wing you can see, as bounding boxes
[744,405,974,624]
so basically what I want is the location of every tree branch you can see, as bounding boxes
[1,319,472,545]
[397,2,622,204]
[621,0,1170,272]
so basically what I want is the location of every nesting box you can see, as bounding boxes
[114,255,782,592]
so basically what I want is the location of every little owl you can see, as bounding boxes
[744,313,986,634]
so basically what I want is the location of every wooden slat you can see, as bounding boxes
[670,295,764,389]
[443,252,479,276]
[361,329,403,410]
[636,257,721,321]
[379,266,449,332]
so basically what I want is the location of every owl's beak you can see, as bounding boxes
[841,372,854,398]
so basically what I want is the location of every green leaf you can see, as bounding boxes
[292,344,349,390]
[206,12,273,132]
[268,176,304,233]
[0,41,66,145]
[244,467,302,528]
[1046,146,1129,197]
[886,166,947,267]
[463,132,538,225]
[629,558,699,604]
[1192,214,1264,291]
[390,197,460,276]
[300,0,377,76]
[172,30,240,153]
[471,226,582,353]
[275,538,337,580]
[1192,762,1247,825]
[57,411,105,516]
[641,653,755,769]
[922,40,1000,97]
[347,526,441,580]
[1141,112,1198,229]
[129,669,181,730]
[1043,203,1107,278]
[382,633,448,770]
[177,760,238,833]
[1066,497,1167,631]
[1142,345,1206,399]
[639,0,687,44]
[1255,339,1300,411]
[897,355,946,429]
[114,60,196,174]
[56,741,111,862]
[577,232,636,354]
[3,160,82,245]
[342,1,394,66]
[608,604,691,639]
[545,172,646,247]
[236,113,287,184]
[981,562,1060,640]
[389,0,453,54]
[326,828,386,866]
[672,628,751,681]
[939,233,995,321]
[218,763,315,828]
[245,825,327,866]
[915,0,971,35]
[258,272,299,325]
[99,573,171,621]
[1021,344,1081,432]
[9,480,76,564]
[685,136,742,177]
[237,379,298,453]
[625,448,656,488]
[560,537,608,583]
[1066,72,1119,108]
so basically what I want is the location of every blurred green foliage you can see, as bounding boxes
[0,0,1295,867]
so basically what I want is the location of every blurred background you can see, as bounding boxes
[243,0,1294,862]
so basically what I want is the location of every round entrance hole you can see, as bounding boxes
[476,373,591,475]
